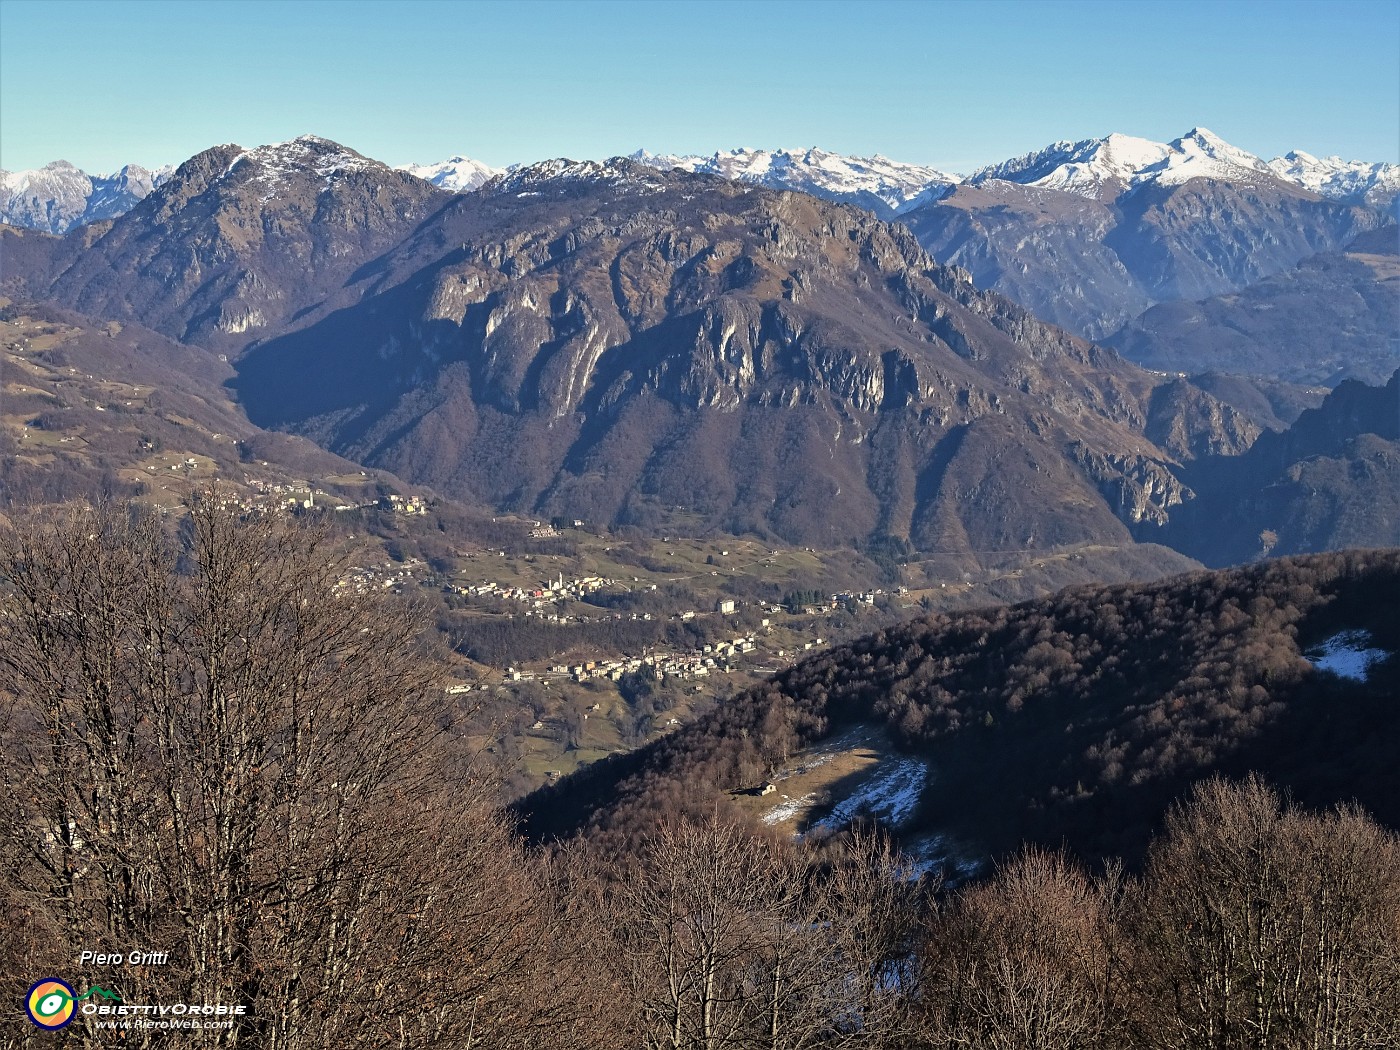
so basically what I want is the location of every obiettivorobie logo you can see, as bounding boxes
[25,979,122,1030]
[24,977,247,1032]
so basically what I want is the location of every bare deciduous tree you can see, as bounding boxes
[0,495,611,1050]
[1123,775,1400,1050]
[918,847,1123,1050]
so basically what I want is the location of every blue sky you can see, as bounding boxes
[2,0,1396,174]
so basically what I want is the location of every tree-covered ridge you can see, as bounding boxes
[520,549,1400,862]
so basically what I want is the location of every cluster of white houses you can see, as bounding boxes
[335,558,426,595]
[216,479,430,517]
[540,634,761,684]
[482,632,764,687]
[223,478,324,513]
[450,573,615,609]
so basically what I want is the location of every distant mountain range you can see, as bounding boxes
[906,129,1392,341]
[628,147,957,219]
[8,129,1393,388]
[7,133,1395,571]
[969,128,1400,206]
[8,127,1393,231]
[0,161,175,234]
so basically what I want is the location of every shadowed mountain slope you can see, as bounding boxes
[0,299,407,511]
[1109,226,1400,386]
[1153,370,1400,565]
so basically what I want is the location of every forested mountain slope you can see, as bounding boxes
[519,550,1400,865]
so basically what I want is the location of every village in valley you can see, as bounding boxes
[0,298,1123,792]
[330,517,884,791]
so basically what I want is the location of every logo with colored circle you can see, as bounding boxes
[26,979,77,1029]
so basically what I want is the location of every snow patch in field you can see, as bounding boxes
[810,758,928,832]
[762,793,817,825]
[1308,630,1389,682]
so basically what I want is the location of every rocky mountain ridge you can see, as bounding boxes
[207,155,1255,555]
[12,130,1388,373]
[32,136,450,346]
[1268,150,1400,208]
[1108,226,1400,386]
[7,137,1394,568]
[7,128,1390,233]
[1157,369,1400,565]
[902,164,1387,340]
[628,146,958,219]
[1,160,174,234]
[970,128,1284,200]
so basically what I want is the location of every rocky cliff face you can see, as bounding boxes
[38,137,448,346]
[901,181,1152,340]
[210,155,1253,555]
[1108,178,1382,302]
[3,140,1276,559]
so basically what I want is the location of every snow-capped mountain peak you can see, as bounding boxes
[397,154,502,193]
[224,136,383,187]
[1,159,172,234]
[1151,126,1275,184]
[488,156,672,197]
[630,146,957,218]
[1266,149,1400,207]
[972,133,1175,197]
[973,128,1281,199]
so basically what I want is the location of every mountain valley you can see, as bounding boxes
[3,128,1396,801]
[7,6,1400,1043]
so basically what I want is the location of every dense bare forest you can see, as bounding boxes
[2,501,1397,1048]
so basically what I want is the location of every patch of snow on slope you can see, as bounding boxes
[493,157,668,195]
[224,136,382,196]
[810,758,928,832]
[762,793,817,825]
[904,833,984,884]
[1308,630,1389,682]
